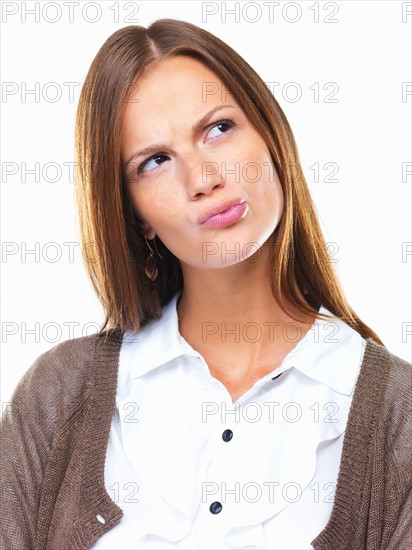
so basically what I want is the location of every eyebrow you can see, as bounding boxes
[122,104,236,169]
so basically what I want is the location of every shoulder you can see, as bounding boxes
[361,338,411,411]
[3,331,122,427]
[363,337,412,389]
[19,333,99,393]
[385,344,412,378]
[361,338,411,460]
[351,338,411,439]
[378,340,411,429]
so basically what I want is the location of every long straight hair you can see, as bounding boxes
[74,18,383,345]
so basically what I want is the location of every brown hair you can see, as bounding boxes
[74,18,383,345]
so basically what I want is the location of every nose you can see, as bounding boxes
[182,151,225,198]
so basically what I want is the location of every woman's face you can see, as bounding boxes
[121,54,284,269]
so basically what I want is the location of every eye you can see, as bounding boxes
[206,118,235,140]
[135,118,236,177]
[137,154,169,176]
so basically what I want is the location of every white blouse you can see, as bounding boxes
[90,290,366,549]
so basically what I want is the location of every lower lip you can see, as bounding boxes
[201,203,248,228]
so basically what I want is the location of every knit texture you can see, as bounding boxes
[1,332,411,549]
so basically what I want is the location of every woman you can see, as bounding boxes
[1,19,411,550]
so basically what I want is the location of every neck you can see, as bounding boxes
[176,241,316,373]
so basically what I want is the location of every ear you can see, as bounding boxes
[124,187,156,238]
[130,208,156,240]
[139,223,156,240]
[145,229,156,240]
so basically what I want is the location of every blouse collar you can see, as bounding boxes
[123,290,365,396]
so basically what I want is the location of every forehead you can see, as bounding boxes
[120,55,238,159]
[125,55,232,113]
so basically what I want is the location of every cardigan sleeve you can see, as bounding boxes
[382,351,412,550]
[386,485,412,549]
[0,336,96,549]
[0,353,59,548]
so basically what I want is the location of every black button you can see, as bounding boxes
[222,429,233,442]
[272,372,283,380]
[210,501,222,514]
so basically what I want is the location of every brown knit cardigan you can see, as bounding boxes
[1,331,411,549]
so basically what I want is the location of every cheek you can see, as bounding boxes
[249,149,284,222]
[267,168,284,214]
[233,136,272,183]
[128,185,183,240]
[241,143,282,203]
[127,185,159,224]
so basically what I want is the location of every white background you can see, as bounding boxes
[1,0,411,405]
